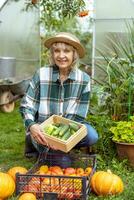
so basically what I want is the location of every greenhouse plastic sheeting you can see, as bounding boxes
[0,0,40,80]
[92,0,134,78]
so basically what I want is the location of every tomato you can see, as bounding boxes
[76,168,85,176]
[64,167,76,175]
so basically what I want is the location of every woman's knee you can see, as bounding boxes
[75,123,98,148]
[84,123,99,145]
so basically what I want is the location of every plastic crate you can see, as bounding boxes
[16,151,96,200]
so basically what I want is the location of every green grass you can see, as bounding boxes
[0,105,35,171]
[0,104,134,200]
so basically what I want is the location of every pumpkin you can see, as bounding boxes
[91,170,124,196]
[18,193,36,200]
[0,172,15,199]
[7,166,28,181]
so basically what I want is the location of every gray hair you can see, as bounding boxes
[49,42,79,69]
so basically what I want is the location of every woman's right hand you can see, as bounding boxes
[30,123,59,150]
[29,124,49,146]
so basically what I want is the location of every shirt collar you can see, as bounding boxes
[52,65,77,82]
[68,68,76,81]
[53,65,60,82]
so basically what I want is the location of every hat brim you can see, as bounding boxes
[44,36,85,58]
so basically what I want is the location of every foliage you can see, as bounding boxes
[25,0,85,30]
[90,84,110,116]
[86,114,116,162]
[40,0,85,30]
[94,20,134,121]
[110,116,134,143]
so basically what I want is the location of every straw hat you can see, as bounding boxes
[44,32,85,58]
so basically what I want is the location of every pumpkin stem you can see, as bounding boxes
[107,169,112,174]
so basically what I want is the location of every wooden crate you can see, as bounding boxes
[40,115,87,153]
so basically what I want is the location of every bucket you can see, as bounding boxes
[0,57,16,79]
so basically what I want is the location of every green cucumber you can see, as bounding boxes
[70,128,76,135]
[59,124,70,136]
[53,123,61,127]
[44,124,57,135]
[52,126,63,136]
[61,130,72,140]
[69,122,79,131]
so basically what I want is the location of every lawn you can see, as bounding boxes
[0,103,134,200]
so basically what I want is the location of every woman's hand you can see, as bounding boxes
[30,124,48,146]
[29,124,58,150]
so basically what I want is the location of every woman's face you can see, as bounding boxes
[52,43,74,70]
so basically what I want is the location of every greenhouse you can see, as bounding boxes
[0,0,134,200]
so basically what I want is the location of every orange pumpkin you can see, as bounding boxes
[18,192,36,200]
[7,166,28,181]
[91,170,124,196]
[0,172,15,199]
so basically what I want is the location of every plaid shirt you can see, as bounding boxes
[20,65,90,130]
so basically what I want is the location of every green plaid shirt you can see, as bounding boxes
[20,65,90,130]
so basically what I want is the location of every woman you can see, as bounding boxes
[20,32,98,158]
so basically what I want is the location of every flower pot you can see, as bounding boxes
[114,141,134,167]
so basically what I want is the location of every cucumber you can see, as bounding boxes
[52,126,63,136]
[70,128,76,135]
[59,124,69,136]
[44,124,57,135]
[69,122,79,131]
[61,130,72,140]
[53,123,61,127]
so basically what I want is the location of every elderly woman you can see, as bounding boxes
[20,32,98,160]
